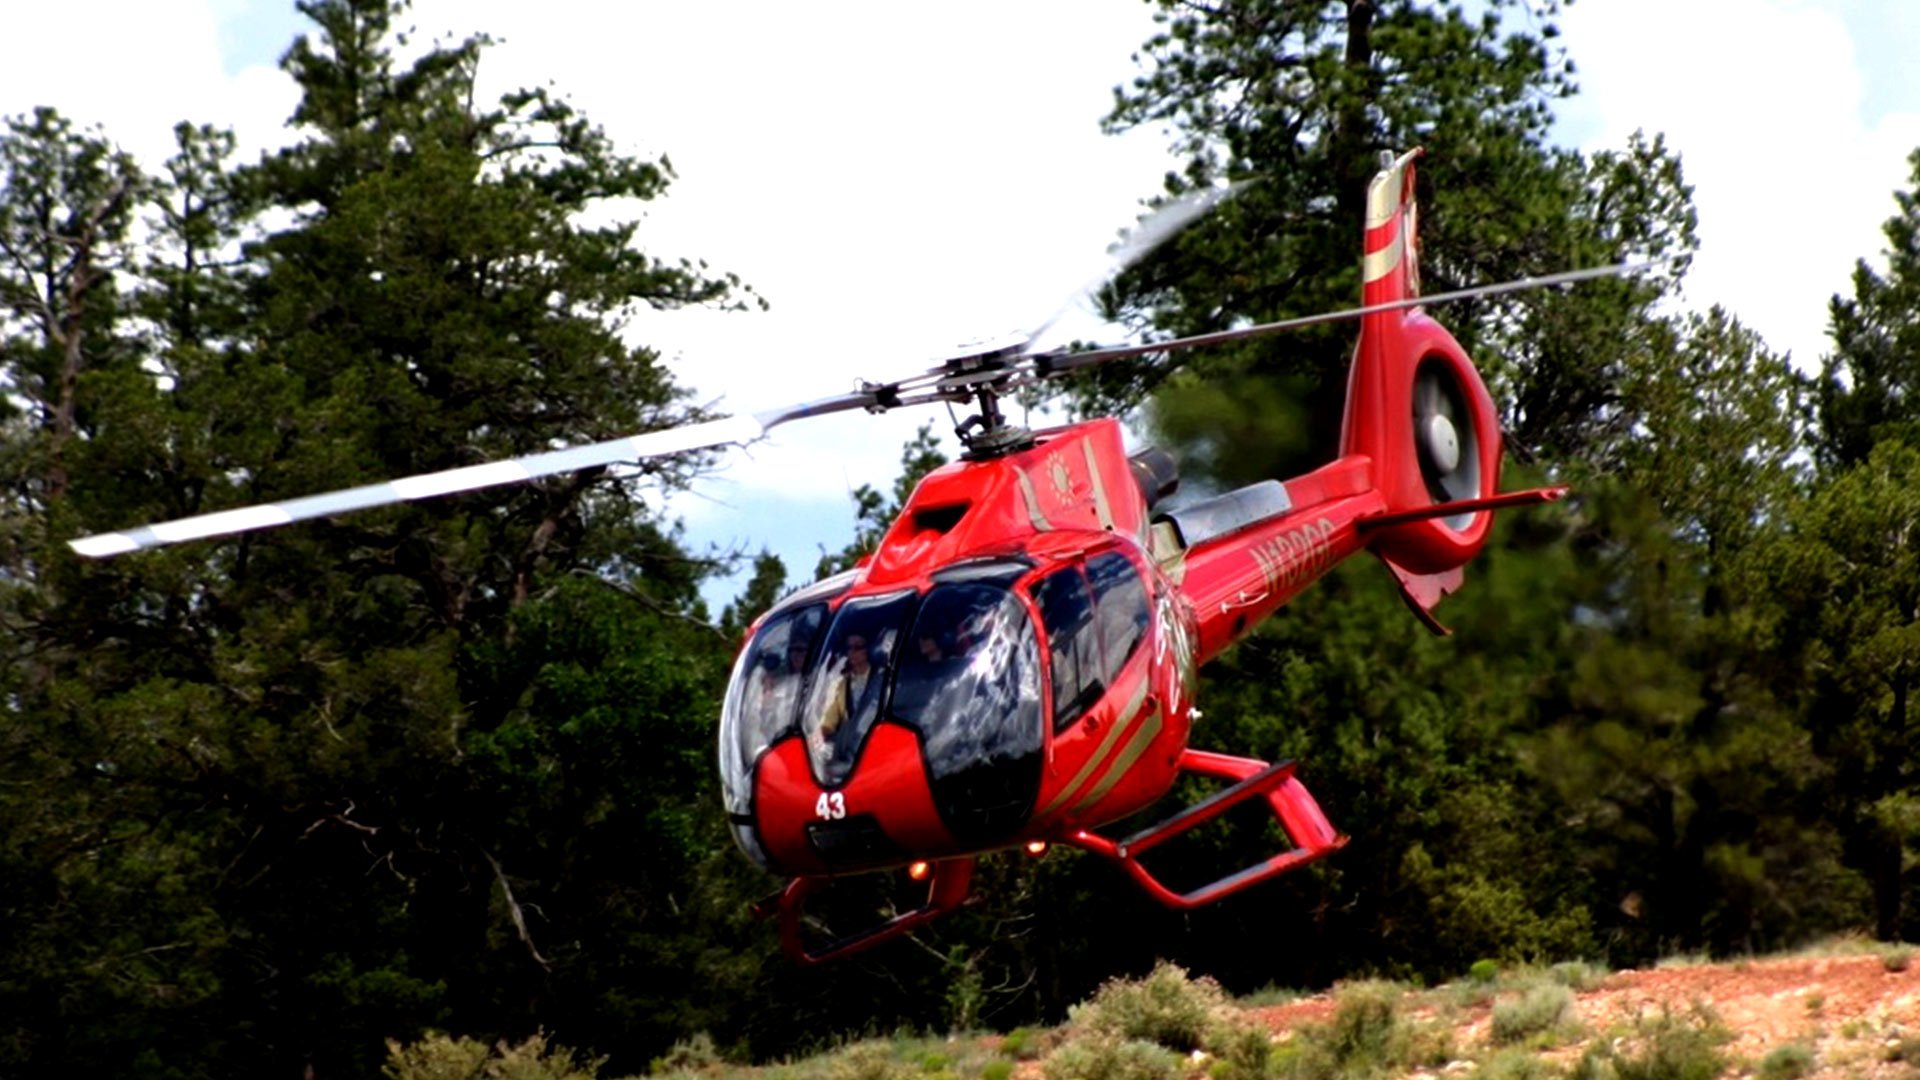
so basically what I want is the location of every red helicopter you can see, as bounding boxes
[71,150,1638,964]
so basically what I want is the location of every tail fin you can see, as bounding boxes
[1339,150,1507,626]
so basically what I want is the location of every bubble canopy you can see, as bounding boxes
[719,557,1053,860]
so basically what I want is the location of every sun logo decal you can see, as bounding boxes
[1046,451,1076,506]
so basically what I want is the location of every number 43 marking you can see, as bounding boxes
[815,792,847,820]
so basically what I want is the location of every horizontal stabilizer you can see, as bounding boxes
[1356,485,1567,533]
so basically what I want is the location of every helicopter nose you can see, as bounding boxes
[750,723,952,876]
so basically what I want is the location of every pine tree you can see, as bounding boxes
[1819,148,1920,469]
[1084,0,1695,481]
[1,2,762,1073]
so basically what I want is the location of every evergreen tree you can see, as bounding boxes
[1819,148,1920,469]
[1085,0,1694,481]
[0,2,761,1073]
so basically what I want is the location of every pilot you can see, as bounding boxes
[820,635,880,738]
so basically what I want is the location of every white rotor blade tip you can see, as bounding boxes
[70,534,140,558]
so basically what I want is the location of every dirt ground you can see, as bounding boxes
[1245,952,1920,1079]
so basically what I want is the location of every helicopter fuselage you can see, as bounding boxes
[718,416,1386,882]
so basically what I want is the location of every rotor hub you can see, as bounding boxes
[1421,413,1460,474]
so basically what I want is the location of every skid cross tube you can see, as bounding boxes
[769,857,976,966]
[1067,749,1346,909]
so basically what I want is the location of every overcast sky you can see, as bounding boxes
[6,1,1919,610]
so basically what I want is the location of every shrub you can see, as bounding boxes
[1883,945,1913,973]
[982,1062,1014,1080]
[1549,962,1606,992]
[384,1032,604,1080]
[826,1043,920,1080]
[1069,962,1229,1053]
[1475,1047,1557,1080]
[1572,1006,1727,1080]
[1204,1021,1274,1080]
[1238,985,1306,1008]
[1490,983,1574,1045]
[1468,960,1501,984]
[1275,982,1413,1080]
[652,1033,723,1075]
[1000,1029,1033,1060]
[1041,1033,1183,1080]
[1758,1044,1815,1080]
[1324,982,1404,1070]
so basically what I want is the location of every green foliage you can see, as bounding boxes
[654,1034,724,1075]
[1572,1007,1728,1080]
[385,1032,606,1080]
[823,1044,921,1080]
[1204,1021,1277,1080]
[1757,1045,1815,1080]
[1548,963,1607,993]
[0,1,760,1075]
[1884,945,1914,973]
[1090,0,1693,478]
[1268,981,1431,1080]
[1819,147,1920,468]
[1067,962,1231,1053]
[1489,983,1574,1046]
[999,1029,1041,1061]
[1472,1049,1557,1080]
[1468,960,1502,985]
[1040,1034,1183,1080]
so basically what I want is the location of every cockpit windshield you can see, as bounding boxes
[800,591,916,788]
[719,560,1047,850]
[889,583,1041,777]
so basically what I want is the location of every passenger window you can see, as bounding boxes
[1087,552,1150,683]
[1033,566,1101,731]
[719,602,826,817]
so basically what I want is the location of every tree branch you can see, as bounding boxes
[481,847,551,971]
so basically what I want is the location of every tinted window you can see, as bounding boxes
[800,591,917,788]
[1087,551,1150,682]
[1033,566,1102,731]
[719,602,826,817]
[892,583,1043,764]
[892,582,1044,844]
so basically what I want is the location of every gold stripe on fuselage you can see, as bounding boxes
[1039,676,1150,817]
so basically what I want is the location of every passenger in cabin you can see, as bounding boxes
[819,635,882,739]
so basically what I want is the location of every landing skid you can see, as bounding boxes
[759,750,1342,963]
[760,858,976,966]
[1066,749,1346,907]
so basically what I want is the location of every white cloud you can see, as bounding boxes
[0,0,297,167]
[1561,0,1920,369]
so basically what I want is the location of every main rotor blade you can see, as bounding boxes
[1021,182,1249,348]
[70,413,779,558]
[1041,261,1663,374]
